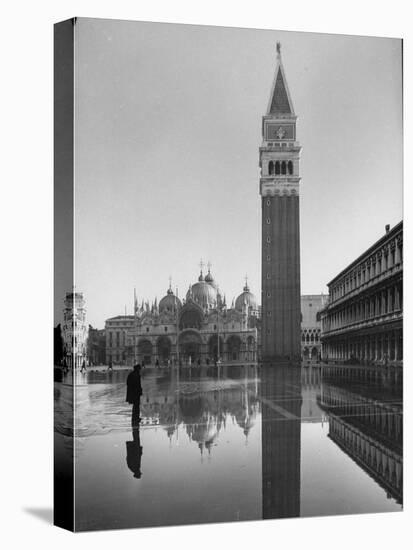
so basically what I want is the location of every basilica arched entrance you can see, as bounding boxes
[178,330,202,364]
[226,335,242,362]
[157,335,172,363]
[138,339,153,365]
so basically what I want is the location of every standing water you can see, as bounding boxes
[54,364,402,531]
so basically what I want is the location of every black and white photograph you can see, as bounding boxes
[52,17,404,532]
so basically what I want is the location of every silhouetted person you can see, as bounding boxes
[126,422,143,479]
[108,359,113,371]
[126,364,142,422]
[80,359,86,373]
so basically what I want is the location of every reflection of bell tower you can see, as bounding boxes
[261,367,302,519]
[260,43,301,361]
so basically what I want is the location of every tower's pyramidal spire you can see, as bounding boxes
[267,42,295,116]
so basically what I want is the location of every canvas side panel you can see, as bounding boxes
[54,17,75,532]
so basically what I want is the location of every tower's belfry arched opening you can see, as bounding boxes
[259,42,301,362]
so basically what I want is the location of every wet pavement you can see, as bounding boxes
[54,364,403,531]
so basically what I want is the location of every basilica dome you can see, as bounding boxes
[187,271,217,309]
[235,282,258,313]
[159,286,181,312]
[204,268,218,290]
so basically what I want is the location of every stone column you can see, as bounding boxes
[394,284,400,310]
[394,330,399,361]
[395,240,400,264]
[387,333,391,361]
[387,244,393,268]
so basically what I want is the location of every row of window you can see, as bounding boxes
[302,333,320,343]
[268,160,294,176]
[330,238,402,302]
[267,142,293,147]
[324,284,402,332]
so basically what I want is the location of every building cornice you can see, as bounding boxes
[327,221,403,288]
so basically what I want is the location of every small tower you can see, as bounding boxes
[62,290,87,368]
[259,42,302,362]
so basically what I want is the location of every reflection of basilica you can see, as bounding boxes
[318,368,403,504]
[138,366,260,455]
[105,266,260,366]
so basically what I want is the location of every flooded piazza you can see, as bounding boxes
[54,364,403,531]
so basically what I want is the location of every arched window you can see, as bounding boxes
[281,161,287,175]
[275,161,281,175]
[288,161,293,175]
[269,161,274,175]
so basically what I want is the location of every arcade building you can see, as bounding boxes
[320,222,403,366]
[105,266,260,366]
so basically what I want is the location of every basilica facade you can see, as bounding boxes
[105,267,260,366]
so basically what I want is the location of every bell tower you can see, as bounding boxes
[259,43,301,362]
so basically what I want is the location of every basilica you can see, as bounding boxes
[105,266,260,366]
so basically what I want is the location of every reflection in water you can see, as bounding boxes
[126,408,143,479]
[136,365,260,454]
[53,363,402,530]
[318,367,403,505]
[261,366,302,519]
[54,380,74,529]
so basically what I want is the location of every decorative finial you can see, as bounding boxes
[244,274,250,292]
[276,41,281,56]
[168,275,172,289]
[207,260,212,272]
[198,259,205,281]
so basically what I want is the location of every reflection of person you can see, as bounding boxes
[126,364,143,422]
[126,422,143,479]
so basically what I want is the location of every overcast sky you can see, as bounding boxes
[69,18,402,328]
